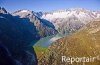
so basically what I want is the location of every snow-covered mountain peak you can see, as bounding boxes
[39,8,100,34]
[11,8,100,35]
[19,10,31,13]
[41,8,95,20]
[12,9,36,18]
[12,9,34,15]
[0,7,8,14]
[67,8,89,11]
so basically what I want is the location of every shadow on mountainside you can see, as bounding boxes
[0,13,40,65]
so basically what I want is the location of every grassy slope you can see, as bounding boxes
[33,46,49,59]
[38,20,100,65]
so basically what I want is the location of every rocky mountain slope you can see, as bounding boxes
[12,10,57,38]
[41,8,100,35]
[11,8,100,36]
[38,19,100,65]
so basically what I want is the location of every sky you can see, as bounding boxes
[0,0,100,12]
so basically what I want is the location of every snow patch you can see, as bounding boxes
[20,10,29,13]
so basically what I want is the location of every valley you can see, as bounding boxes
[38,20,100,65]
[0,7,100,65]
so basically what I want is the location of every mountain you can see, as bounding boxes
[12,8,100,36]
[35,12,43,18]
[0,7,8,14]
[41,8,100,35]
[0,7,39,65]
[1,7,100,65]
[12,10,58,38]
[39,19,100,65]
